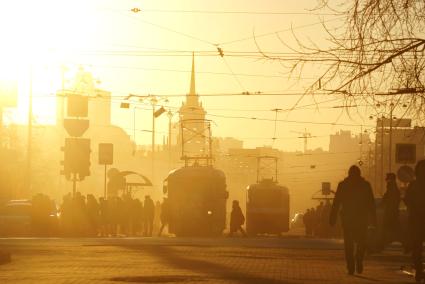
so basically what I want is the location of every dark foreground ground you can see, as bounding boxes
[0,236,416,284]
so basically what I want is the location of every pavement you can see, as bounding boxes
[0,236,416,284]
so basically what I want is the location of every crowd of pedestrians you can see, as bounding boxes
[303,201,341,238]
[30,193,168,237]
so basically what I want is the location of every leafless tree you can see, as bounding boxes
[261,0,425,121]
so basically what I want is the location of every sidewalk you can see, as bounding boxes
[0,250,10,264]
[0,238,414,283]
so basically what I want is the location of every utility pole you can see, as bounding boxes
[150,96,157,188]
[26,65,33,196]
[380,116,385,196]
[291,128,314,153]
[167,110,173,150]
[389,102,394,173]
[270,108,282,143]
[167,110,173,167]
[359,125,363,165]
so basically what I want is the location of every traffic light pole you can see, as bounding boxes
[72,173,77,197]
[104,164,107,199]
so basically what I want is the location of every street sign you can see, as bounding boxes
[154,106,166,118]
[396,143,416,164]
[99,143,113,165]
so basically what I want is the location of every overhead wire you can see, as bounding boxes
[33,94,371,127]
[137,8,341,16]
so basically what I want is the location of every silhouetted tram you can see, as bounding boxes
[163,165,228,237]
[246,156,290,236]
[246,179,290,235]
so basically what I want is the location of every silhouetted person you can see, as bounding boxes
[154,201,161,235]
[122,195,133,235]
[73,192,88,236]
[143,195,155,237]
[330,165,376,275]
[381,173,400,248]
[315,202,324,237]
[321,200,332,238]
[108,197,119,236]
[309,207,317,237]
[99,197,109,237]
[229,200,246,237]
[405,160,425,282]
[86,194,99,236]
[131,198,143,236]
[60,194,73,236]
[158,198,170,237]
[303,209,313,236]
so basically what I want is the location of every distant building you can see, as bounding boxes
[212,137,244,155]
[375,118,425,194]
[329,130,370,153]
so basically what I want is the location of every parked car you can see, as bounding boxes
[0,199,59,237]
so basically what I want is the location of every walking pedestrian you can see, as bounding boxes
[158,197,170,237]
[381,173,400,248]
[329,165,376,275]
[405,160,425,282]
[229,200,247,237]
[143,195,155,237]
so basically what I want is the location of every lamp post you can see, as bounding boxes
[167,110,174,150]
[388,102,395,173]
[26,64,33,196]
[166,110,174,167]
[369,110,386,196]
[120,94,168,188]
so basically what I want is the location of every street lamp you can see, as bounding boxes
[120,94,168,188]
[167,110,174,151]
[120,102,145,154]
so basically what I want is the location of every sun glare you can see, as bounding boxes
[0,0,101,124]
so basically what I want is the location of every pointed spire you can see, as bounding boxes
[187,52,199,106]
[190,52,196,96]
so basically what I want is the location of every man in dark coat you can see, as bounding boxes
[158,198,171,237]
[229,200,246,237]
[404,160,425,282]
[143,195,155,237]
[381,173,400,248]
[330,165,376,275]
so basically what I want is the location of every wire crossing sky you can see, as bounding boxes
[0,0,396,151]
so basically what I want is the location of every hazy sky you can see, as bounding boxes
[0,0,380,151]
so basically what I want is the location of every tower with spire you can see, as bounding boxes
[178,53,208,157]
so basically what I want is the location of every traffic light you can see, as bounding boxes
[60,138,91,181]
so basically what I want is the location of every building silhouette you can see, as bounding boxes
[177,54,208,159]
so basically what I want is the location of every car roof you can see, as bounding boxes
[5,200,32,206]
